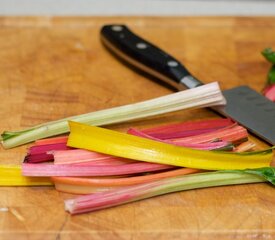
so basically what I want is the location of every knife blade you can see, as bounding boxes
[100,24,275,145]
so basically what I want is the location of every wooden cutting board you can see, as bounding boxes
[0,17,274,240]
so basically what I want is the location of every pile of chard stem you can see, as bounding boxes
[1,81,274,215]
[21,119,274,215]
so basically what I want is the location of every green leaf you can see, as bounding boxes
[267,65,275,84]
[224,167,275,186]
[243,167,275,185]
[262,48,275,64]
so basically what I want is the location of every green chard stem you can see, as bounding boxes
[65,168,275,214]
[1,82,225,149]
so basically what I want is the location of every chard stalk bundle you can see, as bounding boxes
[15,118,274,215]
[1,77,273,215]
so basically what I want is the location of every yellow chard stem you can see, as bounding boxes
[67,121,273,170]
[0,165,53,186]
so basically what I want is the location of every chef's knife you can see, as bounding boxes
[100,24,275,145]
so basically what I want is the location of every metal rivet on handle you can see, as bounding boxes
[136,42,148,49]
[111,26,123,32]
[167,61,179,67]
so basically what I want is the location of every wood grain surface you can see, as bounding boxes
[0,17,274,240]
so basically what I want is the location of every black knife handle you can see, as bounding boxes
[100,24,203,89]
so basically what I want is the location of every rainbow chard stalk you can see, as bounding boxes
[64,167,275,214]
[24,142,72,163]
[1,82,225,149]
[22,162,175,177]
[53,149,134,165]
[263,84,275,101]
[170,124,248,145]
[140,118,234,139]
[53,168,200,194]
[262,48,275,101]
